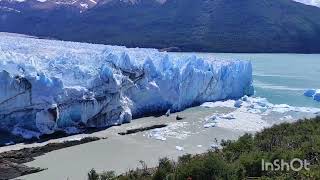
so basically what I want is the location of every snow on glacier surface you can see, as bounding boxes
[0,33,253,138]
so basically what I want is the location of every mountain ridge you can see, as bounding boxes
[1,0,320,53]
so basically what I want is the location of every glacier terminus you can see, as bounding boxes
[0,33,254,139]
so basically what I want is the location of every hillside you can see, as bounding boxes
[1,0,320,53]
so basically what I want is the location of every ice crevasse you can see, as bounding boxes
[0,33,254,138]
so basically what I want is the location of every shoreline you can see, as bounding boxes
[0,137,102,179]
[0,124,174,179]
[18,104,264,179]
[1,98,319,180]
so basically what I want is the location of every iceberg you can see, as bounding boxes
[304,89,320,102]
[175,146,184,151]
[0,33,254,138]
[314,90,320,102]
[304,89,316,97]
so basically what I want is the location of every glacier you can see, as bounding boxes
[0,33,253,138]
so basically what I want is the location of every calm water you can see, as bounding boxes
[174,53,320,108]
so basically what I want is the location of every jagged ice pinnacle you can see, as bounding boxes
[0,33,254,138]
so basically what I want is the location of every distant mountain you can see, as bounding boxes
[1,0,320,53]
[0,0,166,12]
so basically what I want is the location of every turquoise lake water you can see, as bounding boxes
[174,53,320,108]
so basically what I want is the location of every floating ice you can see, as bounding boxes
[280,115,293,121]
[234,100,243,108]
[304,89,317,97]
[204,122,216,128]
[201,100,236,108]
[210,111,270,131]
[146,122,191,140]
[304,89,320,102]
[314,90,320,102]
[175,146,184,151]
[220,114,236,120]
[63,137,83,142]
[202,96,320,132]
[0,33,253,138]
[210,144,220,149]
[153,135,167,141]
[204,114,217,121]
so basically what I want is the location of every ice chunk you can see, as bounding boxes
[304,89,320,102]
[175,146,184,151]
[304,89,317,97]
[314,90,320,102]
[280,115,293,121]
[220,114,236,120]
[0,33,254,138]
[204,122,216,128]
[213,111,270,132]
[146,122,190,140]
[234,100,243,108]
[201,100,236,108]
[210,144,220,149]
[165,109,171,117]
[205,114,217,121]
[272,104,293,113]
[153,135,167,141]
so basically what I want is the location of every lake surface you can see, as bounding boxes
[174,53,320,108]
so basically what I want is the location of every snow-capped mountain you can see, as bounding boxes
[0,0,166,12]
[0,0,102,12]
[0,0,319,14]
[294,0,320,7]
[1,0,320,53]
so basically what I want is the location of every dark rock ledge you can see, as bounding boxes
[0,137,102,180]
[118,124,167,135]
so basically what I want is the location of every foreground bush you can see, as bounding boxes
[89,116,320,180]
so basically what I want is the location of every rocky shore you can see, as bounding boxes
[118,124,168,135]
[0,137,102,180]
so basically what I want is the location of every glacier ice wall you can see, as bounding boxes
[0,33,253,138]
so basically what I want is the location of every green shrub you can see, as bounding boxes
[89,116,320,180]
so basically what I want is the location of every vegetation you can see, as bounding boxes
[88,116,320,180]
